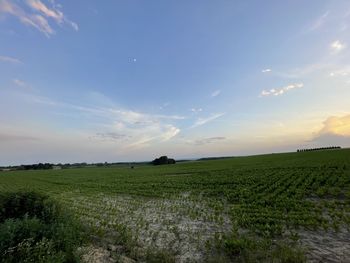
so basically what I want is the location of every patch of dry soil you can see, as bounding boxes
[80,246,137,263]
[299,229,350,263]
[80,246,115,263]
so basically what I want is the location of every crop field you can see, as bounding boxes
[1,149,350,262]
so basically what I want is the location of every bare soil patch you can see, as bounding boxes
[299,228,350,262]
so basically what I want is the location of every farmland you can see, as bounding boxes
[1,149,350,262]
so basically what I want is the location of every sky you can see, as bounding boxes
[1,0,350,165]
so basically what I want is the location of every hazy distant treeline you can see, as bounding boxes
[297,146,341,152]
[19,163,53,170]
[0,161,149,171]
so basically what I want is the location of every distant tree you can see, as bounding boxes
[151,156,176,165]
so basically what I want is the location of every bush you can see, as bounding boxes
[151,156,176,165]
[0,191,85,263]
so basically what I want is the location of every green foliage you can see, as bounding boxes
[224,234,306,263]
[0,191,59,223]
[145,248,176,263]
[224,236,254,256]
[271,244,306,263]
[0,192,84,263]
[151,156,176,165]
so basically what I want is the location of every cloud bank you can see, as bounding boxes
[318,115,350,137]
[311,114,350,147]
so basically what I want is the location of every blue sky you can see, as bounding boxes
[1,0,350,165]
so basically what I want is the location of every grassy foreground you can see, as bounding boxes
[0,191,85,262]
[0,149,350,262]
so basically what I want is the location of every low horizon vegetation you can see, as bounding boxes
[0,146,346,171]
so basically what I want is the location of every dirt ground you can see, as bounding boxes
[299,228,350,263]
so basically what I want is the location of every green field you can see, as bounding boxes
[1,149,350,262]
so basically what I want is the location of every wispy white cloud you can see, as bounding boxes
[211,89,221,97]
[107,109,181,147]
[26,0,78,31]
[329,68,350,77]
[0,55,22,64]
[194,136,226,145]
[13,79,28,88]
[20,92,182,149]
[305,8,350,34]
[160,125,180,141]
[92,132,130,142]
[191,113,225,128]
[26,0,63,23]
[330,40,346,53]
[309,11,329,31]
[0,0,53,37]
[0,0,78,37]
[191,108,203,114]
[123,124,180,149]
[262,69,272,73]
[261,83,303,97]
[154,114,185,120]
[159,102,170,110]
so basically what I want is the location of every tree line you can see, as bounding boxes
[297,146,341,152]
[18,163,54,170]
[1,158,177,171]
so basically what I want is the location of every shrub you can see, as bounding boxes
[0,191,85,263]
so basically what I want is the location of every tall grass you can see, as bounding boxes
[0,191,85,263]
